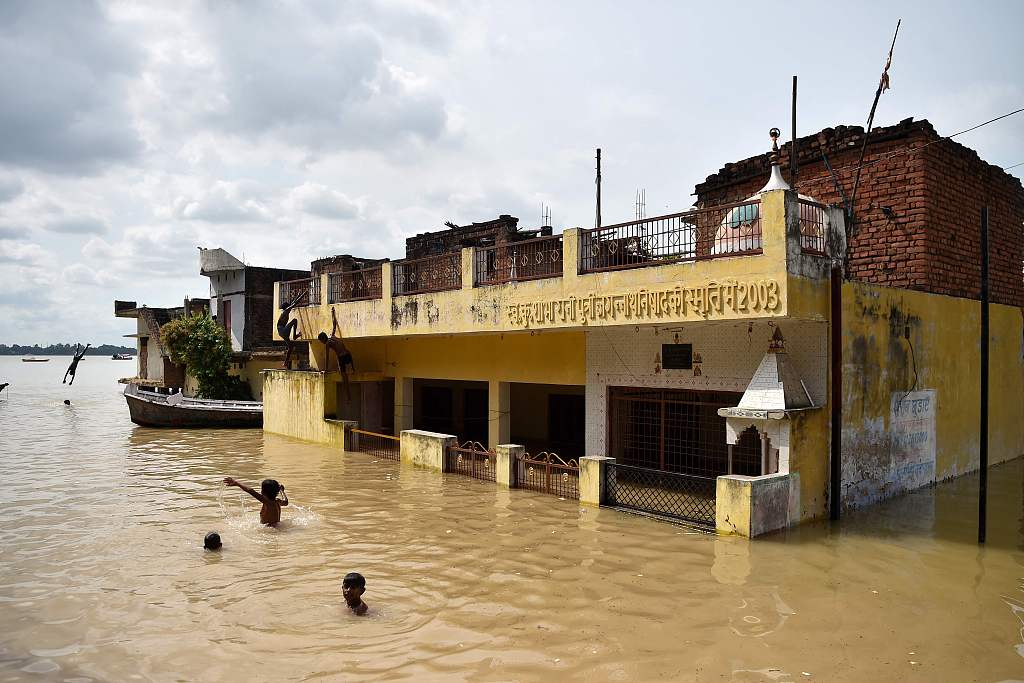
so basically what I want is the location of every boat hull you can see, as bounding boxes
[124,386,262,428]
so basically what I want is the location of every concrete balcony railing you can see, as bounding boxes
[273,189,843,340]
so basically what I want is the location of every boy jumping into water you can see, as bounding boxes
[63,343,90,385]
[223,477,288,526]
[342,572,369,615]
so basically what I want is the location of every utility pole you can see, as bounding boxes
[790,75,798,186]
[595,148,602,229]
[979,206,989,543]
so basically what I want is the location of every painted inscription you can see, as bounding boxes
[889,390,936,489]
[506,278,781,328]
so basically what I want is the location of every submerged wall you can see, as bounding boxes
[262,369,345,446]
[841,281,1024,508]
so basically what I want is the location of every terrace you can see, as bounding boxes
[274,189,840,340]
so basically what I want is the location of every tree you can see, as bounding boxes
[161,314,251,400]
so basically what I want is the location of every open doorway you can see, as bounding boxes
[510,383,585,459]
[413,379,488,444]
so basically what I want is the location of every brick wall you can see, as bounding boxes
[311,254,386,278]
[244,266,310,350]
[694,118,1024,306]
[405,215,521,259]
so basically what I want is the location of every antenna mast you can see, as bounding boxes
[595,148,602,229]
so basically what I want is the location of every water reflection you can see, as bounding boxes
[1,357,1023,681]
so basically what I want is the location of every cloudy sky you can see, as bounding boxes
[1,0,1022,345]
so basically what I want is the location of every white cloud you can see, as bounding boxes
[0,240,47,265]
[62,262,116,286]
[83,224,200,279]
[0,1,142,173]
[171,181,272,224]
[0,224,28,240]
[46,216,108,235]
[0,176,24,203]
[286,183,363,220]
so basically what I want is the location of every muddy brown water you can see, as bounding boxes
[1,357,1022,682]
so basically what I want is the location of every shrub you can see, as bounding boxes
[161,314,252,400]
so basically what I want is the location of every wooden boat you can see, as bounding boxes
[111,353,133,360]
[123,383,262,428]
[21,357,50,362]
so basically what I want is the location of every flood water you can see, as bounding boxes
[1,356,1022,682]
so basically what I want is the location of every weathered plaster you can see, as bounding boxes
[841,281,1024,509]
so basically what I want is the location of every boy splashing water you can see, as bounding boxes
[223,477,288,526]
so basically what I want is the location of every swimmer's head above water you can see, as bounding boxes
[261,479,282,499]
[342,572,368,615]
[204,532,222,551]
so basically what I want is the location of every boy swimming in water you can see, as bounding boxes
[342,572,369,616]
[223,477,288,526]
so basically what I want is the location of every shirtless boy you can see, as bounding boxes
[223,477,289,526]
[342,572,369,616]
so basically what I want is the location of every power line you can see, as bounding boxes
[802,106,1024,181]
[1004,161,1024,171]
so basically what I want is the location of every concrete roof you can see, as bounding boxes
[199,247,245,275]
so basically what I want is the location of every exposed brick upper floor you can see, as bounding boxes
[694,118,1024,306]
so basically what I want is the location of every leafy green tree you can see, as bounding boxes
[161,314,251,400]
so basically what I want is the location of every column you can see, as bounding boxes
[461,246,475,290]
[495,444,524,488]
[579,455,614,506]
[394,376,414,432]
[561,228,581,283]
[488,379,510,450]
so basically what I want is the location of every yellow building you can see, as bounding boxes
[263,141,1024,537]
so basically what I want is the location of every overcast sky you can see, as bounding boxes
[1,0,1022,345]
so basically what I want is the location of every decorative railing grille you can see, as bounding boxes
[474,235,563,286]
[391,252,462,296]
[279,277,319,308]
[579,199,761,274]
[798,199,827,254]
[517,452,579,499]
[328,266,383,303]
[605,462,716,527]
[446,441,496,482]
[352,428,399,461]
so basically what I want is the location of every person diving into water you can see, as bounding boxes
[63,344,90,385]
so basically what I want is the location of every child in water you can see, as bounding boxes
[223,477,288,526]
[342,573,369,616]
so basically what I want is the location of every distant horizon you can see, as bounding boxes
[0,343,135,355]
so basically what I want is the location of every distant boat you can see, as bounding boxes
[123,384,262,428]
[112,353,133,360]
[21,357,50,363]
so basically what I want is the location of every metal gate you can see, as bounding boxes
[446,441,497,482]
[608,387,743,476]
[517,452,579,499]
[351,428,399,461]
[605,462,716,527]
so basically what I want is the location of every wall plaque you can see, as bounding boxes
[662,344,693,369]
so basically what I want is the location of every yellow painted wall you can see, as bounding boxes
[238,359,280,400]
[342,331,587,386]
[262,369,346,446]
[841,281,1024,507]
[275,190,806,343]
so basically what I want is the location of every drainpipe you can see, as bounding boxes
[830,264,842,521]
